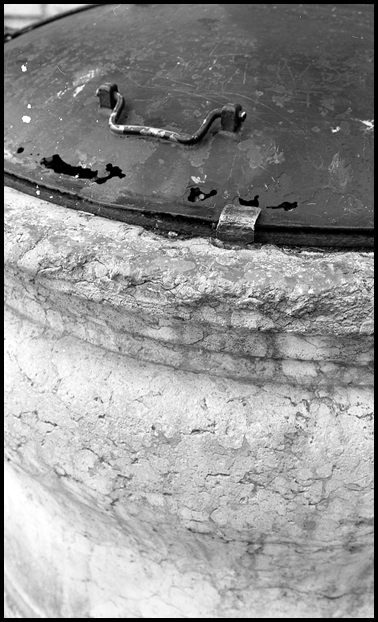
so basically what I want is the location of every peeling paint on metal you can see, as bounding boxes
[191,175,207,184]
[360,119,374,131]
[73,85,85,98]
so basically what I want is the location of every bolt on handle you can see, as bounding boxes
[96,83,246,145]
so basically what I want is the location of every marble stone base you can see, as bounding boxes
[4,187,374,618]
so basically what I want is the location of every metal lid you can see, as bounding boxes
[4,3,374,247]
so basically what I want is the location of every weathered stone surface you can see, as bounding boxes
[4,189,374,338]
[4,187,374,618]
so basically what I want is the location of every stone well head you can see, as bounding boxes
[4,4,374,618]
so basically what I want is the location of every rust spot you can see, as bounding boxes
[266,201,297,211]
[40,155,98,180]
[40,155,126,184]
[187,187,217,202]
[95,163,126,185]
[239,195,259,207]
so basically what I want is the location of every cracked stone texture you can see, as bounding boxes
[4,187,374,618]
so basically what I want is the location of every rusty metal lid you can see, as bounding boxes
[4,3,374,247]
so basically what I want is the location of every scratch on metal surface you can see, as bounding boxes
[359,120,374,132]
[328,153,352,190]
[73,69,101,87]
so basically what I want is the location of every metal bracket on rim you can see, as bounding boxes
[216,204,261,243]
[96,83,246,145]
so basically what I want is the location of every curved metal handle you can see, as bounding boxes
[96,83,246,145]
